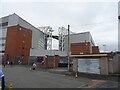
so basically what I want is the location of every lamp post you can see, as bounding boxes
[68,25,70,71]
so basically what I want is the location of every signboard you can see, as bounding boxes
[37,57,43,62]
[78,58,100,74]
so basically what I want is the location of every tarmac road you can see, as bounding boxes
[2,65,91,88]
[2,65,119,88]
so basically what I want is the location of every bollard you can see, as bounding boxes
[9,82,12,90]
[75,72,78,78]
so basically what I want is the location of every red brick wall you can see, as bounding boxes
[44,56,60,68]
[5,25,32,64]
[71,42,91,55]
[92,46,100,54]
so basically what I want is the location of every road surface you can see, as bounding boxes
[3,65,91,88]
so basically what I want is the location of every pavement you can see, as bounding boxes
[78,80,119,88]
[42,67,120,88]
[2,65,120,88]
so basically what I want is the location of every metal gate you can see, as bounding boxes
[78,58,100,74]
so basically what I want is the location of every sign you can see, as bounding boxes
[37,57,43,62]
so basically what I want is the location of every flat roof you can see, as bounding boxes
[71,53,109,57]
[65,31,90,36]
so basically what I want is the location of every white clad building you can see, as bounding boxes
[0,13,45,55]
[63,32,95,53]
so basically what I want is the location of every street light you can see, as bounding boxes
[68,25,70,71]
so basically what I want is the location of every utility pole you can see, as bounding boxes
[68,25,70,71]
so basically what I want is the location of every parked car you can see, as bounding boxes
[58,60,68,67]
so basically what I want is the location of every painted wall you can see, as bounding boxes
[30,49,67,57]
[72,57,109,75]
[99,57,109,75]
[112,52,120,74]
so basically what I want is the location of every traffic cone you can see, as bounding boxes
[9,82,13,90]
[75,72,78,78]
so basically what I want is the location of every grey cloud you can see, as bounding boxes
[1,2,118,51]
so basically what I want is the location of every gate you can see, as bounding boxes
[78,58,100,74]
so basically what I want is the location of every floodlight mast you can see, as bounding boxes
[38,26,53,50]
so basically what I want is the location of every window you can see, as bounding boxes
[23,34,26,37]
[19,28,22,30]
[22,41,25,43]
[0,50,5,53]
[0,43,5,46]
[22,55,24,57]
[0,37,6,40]
[0,22,8,27]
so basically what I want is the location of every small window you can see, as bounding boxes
[22,47,24,50]
[24,34,26,37]
[22,41,25,43]
[0,22,8,27]
[20,28,22,30]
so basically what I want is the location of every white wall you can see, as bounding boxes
[18,15,45,50]
[0,15,9,24]
[63,32,95,51]
[0,27,7,52]
[8,14,19,27]
[0,17,8,51]
[1,28,7,38]
[0,15,9,55]
[30,49,67,56]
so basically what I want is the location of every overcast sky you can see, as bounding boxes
[0,0,119,52]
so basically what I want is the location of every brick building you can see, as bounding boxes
[5,25,32,64]
[63,32,100,55]
[71,43,99,55]
[0,13,45,64]
[0,13,100,66]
